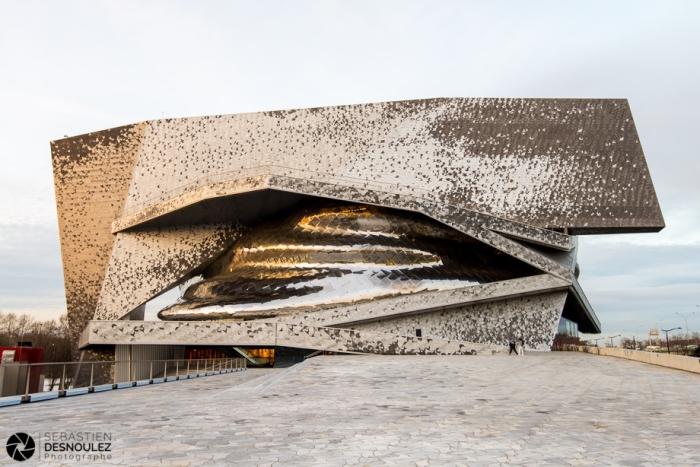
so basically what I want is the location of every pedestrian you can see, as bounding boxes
[508,338,517,355]
[517,338,525,356]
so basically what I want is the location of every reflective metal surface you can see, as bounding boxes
[158,203,539,320]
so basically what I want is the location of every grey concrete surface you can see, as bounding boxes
[1,353,698,466]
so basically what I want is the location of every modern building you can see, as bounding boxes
[51,98,663,364]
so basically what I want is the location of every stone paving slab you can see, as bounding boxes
[0,353,698,466]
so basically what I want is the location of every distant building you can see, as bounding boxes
[51,98,663,364]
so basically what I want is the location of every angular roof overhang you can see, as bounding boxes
[53,98,658,341]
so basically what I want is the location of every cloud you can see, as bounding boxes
[0,224,66,320]
[578,239,699,337]
[0,0,698,336]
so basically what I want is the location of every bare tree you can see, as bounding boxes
[0,311,73,391]
[0,310,71,362]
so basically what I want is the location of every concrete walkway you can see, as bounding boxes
[1,353,698,466]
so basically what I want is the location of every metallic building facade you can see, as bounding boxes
[51,98,664,356]
[158,202,540,321]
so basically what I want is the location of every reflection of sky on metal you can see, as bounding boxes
[164,266,480,319]
[159,203,539,320]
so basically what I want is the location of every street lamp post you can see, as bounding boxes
[661,327,682,354]
[609,334,621,348]
[676,311,696,354]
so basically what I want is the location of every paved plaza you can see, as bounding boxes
[1,353,699,466]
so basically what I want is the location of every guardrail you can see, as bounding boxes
[0,357,246,405]
[577,346,700,375]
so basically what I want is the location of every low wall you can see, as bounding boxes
[579,346,700,375]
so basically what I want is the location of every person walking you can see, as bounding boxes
[517,338,525,356]
[508,338,517,355]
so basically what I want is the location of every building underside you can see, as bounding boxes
[51,98,663,364]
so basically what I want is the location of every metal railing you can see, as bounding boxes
[232,347,273,366]
[0,358,246,402]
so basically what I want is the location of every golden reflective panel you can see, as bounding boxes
[158,203,540,321]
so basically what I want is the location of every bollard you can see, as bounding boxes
[24,364,31,398]
[90,363,94,388]
[60,364,66,392]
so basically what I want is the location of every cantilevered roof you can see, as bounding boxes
[51,98,659,341]
[52,98,665,235]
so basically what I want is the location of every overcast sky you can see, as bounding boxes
[0,1,698,344]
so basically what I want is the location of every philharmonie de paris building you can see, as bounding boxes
[51,98,664,367]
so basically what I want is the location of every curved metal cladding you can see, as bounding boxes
[158,203,541,320]
[51,98,665,351]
